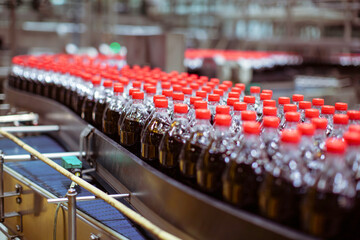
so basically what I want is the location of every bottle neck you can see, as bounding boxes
[280,143,300,163]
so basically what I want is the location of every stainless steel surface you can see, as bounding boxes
[67,188,77,240]
[0,125,60,133]
[0,113,39,124]
[47,193,130,204]
[3,151,85,161]
[5,86,318,240]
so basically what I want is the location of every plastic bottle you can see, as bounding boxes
[311,118,328,161]
[144,86,157,114]
[277,97,291,119]
[343,131,360,177]
[196,90,207,101]
[244,96,256,112]
[301,138,355,238]
[188,96,202,124]
[263,99,276,108]
[213,89,225,105]
[72,73,92,115]
[182,87,192,105]
[141,99,171,162]
[197,114,233,195]
[92,80,113,129]
[80,76,101,123]
[119,91,149,154]
[261,116,280,161]
[331,114,349,139]
[349,124,360,133]
[304,108,319,123]
[259,129,309,227]
[223,121,268,210]
[335,102,348,114]
[162,89,173,108]
[347,110,360,125]
[312,98,324,112]
[257,93,272,118]
[298,101,311,122]
[102,83,125,140]
[208,94,220,124]
[178,109,213,179]
[283,112,300,130]
[292,94,304,108]
[159,103,191,172]
[250,86,261,106]
[320,105,335,135]
[260,106,277,124]
[227,97,239,113]
[230,102,246,133]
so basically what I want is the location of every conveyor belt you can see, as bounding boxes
[0,135,146,240]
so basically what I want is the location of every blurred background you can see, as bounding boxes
[0,0,360,106]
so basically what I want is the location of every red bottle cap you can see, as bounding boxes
[162,89,173,98]
[321,105,335,114]
[347,110,360,120]
[250,86,261,94]
[343,131,360,145]
[173,84,182,92]
[311,118,327,130]
[103,80,113,88]
[263,116,280,128]
[326,138,347,154]
[263,107,277,116]
[208,94,220,102]
[278,97,290,105]
[218,84,228,92]
[190,83,200,90]
[196,90,207,98]
[281,129,301,144]
[153,95,166,102]
[292,94,304,102]
[174,103,188,114]
[333,114,349,125]
[241,111,257,121]
[297,123,315,136]
[173,92,185,101]
[146,86,156,94]
[235,83,245,91]
[216,105,231,115]
[202,86,212,93]
[228,92,240,99]
[260,93,272,101]
[227,97,239,106]
[91,76,101,85]
[213,89,224,97]
[305,109,320,119]
[195,109,211,120]
[132,91,144,100]
[182,87,192,95]
[190,96,202,105]
[263,100,276,107]
[335,102,348,111]
[312,98,324,106]
[161,82,171,89]
[215,114,232,126]
[231,87,242,94]
[244,96,255,104]
[143,83,151,91]
[243,121,261,135]
[285,112,300,122]
[129,88,140,96]
[206,82,216,89]
[299,101,312,110]
[210,78,220,84]
[113,83,124,93]
[194,100,208,109]
[223,80,233,87]
[284,104,297,113]
[155,99,168,108]
[262,89,273,97]
[349,124,360,133]
[132,81,141,88]
[234,102,247,111]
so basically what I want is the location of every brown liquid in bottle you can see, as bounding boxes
[179,140,205,178]
[81,97,95,124]
[92,101,107,129]
[119,118,143,155]
[103,108,121,141]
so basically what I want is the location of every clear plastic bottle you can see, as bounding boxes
[344,131,360,178]
[80,76,101,124]
[213,89,225,105]
[257,93,272,118]
[283,112,300,130]
[301,138,355,238]
[244,95,256,112]
[196,114,233,195]
[261,116,280,161]
[182,87,192,105]
[227,97,239,113]
[223,121,268,210]
[263,99,276,108]
[72,73,92,115]
[92,80,113,129]
[320,105,335,135]
[292,94,304,108]
[188,96,202,124]
[208,94,220,124]
[330,114,349,139]
[335,102,348,115]
[159,103,191,172]
[178,109,213,179]
[259,129,310,227]
[304,108,320,123]
[312,98,324,112]
[260,106,277,124]
[347,110,360,125]
[280,104,297,128]
[277,97,291,119]
[144,86,157,114]
[311,118,328,162]
[250,86,261,107]
[235,83,246,101]
[162,89,173,108]
[218,84,229,99]
[230,102,246,133]
[102,83,125,140]
[196,90,207,101]
[141,99,171,162]
[119,91,149,155]
[298,101,311,122]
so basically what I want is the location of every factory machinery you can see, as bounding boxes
[0,79,324,240]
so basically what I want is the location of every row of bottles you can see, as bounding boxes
[8,54,360,238]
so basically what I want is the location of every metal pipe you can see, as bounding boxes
[67,188,77,240]
[0,113,39,124]
[3,151,85,161]
[0,125,60,133]
[47,193,130,204]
